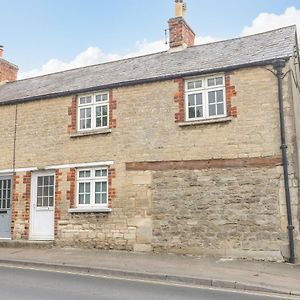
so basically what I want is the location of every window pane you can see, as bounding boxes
[37,197,43,207]
[102,181,107,192]
[95,193,101,204]
[96,117,101,127]
[101,193,107,204]
[207,78,215,86]
[195,80,202,88]
[209,104,216,116]
[96,106,101,116]
[86,119,91,129]
[216,77,223,85]
[79,183,84,193]
[103,117,108,127]
[196,107,203,118]
[187,82,194,90]
[208,91,216,104]
[80,109,85,118]
[217,103,224,115]
[44,176,49,185]
[195,93,202,105]
[85,193,90,204]
[79,194,84,204]
[95,182,101,193]
[37,177,43,186]
[216,90,224,102]
[49,176,54,185]
[102,106,108,116]
[37,187,43,197]
[188,107,195,118]
[86,108,91,118]
[43,197,48,207]
[49,197,54,207]
[85,183,90,193]
[188,95,195,106]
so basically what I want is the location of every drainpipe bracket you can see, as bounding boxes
[287,225,295,230]
[280,144,288,150]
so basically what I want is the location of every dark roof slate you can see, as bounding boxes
[0,25,296,104]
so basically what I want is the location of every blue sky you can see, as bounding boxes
[0,0,299,78]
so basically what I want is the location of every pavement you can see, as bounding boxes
[0,246,299,297]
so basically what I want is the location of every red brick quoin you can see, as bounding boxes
[11,173,20,239]
[54,169,62,238]
[174,73,237,122]
[22,172,31,239]
[68,96,77,133]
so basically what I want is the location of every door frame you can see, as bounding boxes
[29,171,56,241]
[0,175,13,240]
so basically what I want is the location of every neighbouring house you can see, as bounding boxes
[0,1,299,262]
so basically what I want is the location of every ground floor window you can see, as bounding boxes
[77,167,108,208]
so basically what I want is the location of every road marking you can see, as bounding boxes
[0,263,298,299]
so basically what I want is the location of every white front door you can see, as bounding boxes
[30,172,55,240]
[0,177,12,239]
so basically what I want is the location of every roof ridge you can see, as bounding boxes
[5,25,297,87]
[190,25,297,49]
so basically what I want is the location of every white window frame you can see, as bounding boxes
[76,167,108,209]
[77,91,109,132]
[185,74,226,121]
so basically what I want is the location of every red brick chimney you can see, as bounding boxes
[0,46,18,83]
[168,0,195,51]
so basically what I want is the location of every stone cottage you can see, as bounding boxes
[0,1,299,262]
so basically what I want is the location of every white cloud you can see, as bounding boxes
[19,35,218,79]
[242,6,300,38]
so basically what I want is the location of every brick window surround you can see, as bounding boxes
[54,169,62,238]
[174,72,237,123]
[67,166,116,210]
[68,89,116,133]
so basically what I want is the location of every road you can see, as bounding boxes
[0,266,296,300]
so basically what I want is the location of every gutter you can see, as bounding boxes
[0,57,291,106]
[273,59,295,264]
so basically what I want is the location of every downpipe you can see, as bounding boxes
[273,60,295,264]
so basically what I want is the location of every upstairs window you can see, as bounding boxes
[77,92,109,131]
[185,75,226,121]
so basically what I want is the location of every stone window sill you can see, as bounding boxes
[178,116,233,127]
[68,207,112,213]
[70,128,112,138]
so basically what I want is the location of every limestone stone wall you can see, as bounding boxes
[151,167,285,259]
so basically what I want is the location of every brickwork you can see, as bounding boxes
[0,59,18,82]
[174,78,184,123]
[11,173,19,239]
[68,96,77,133]
[108,166,116,208]
[168,17,195,48]
[109,89,117,129]
[225,72,238,117]
[67,168,76,208]
[54,169,62,237]
[22,172,31,239]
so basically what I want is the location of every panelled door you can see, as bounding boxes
[0,177,12,239]
[30,172,55,240]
